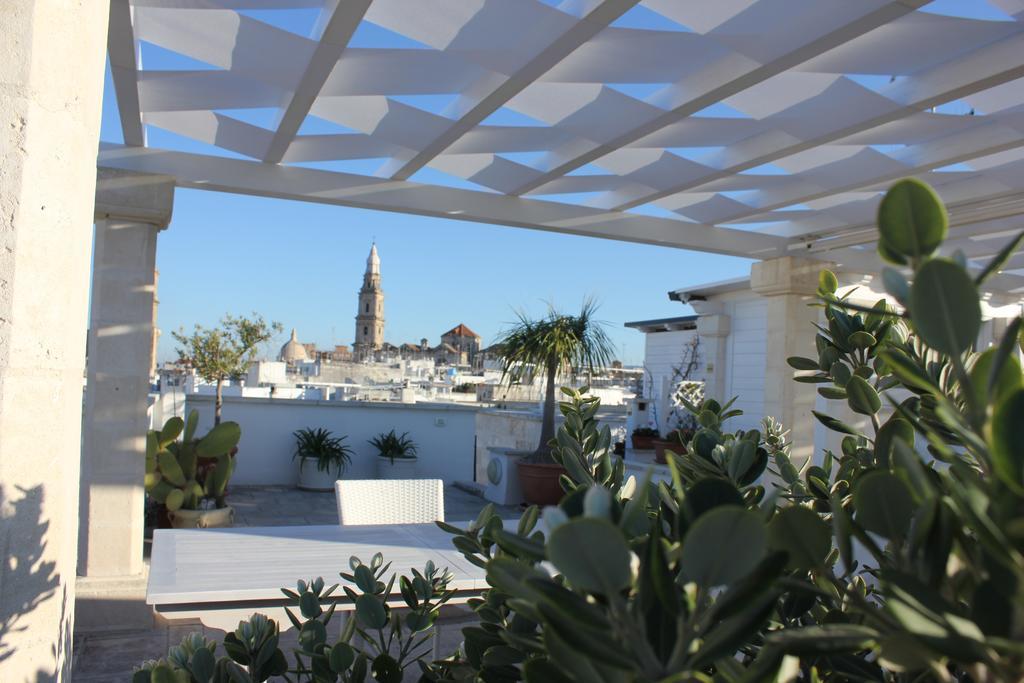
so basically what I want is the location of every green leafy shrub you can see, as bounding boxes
[138,178,1024,681]
[433,178,1024,681]
[135,555,453,683]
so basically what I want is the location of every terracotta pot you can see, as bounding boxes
[517,461,568,506]
[653,439,686,464]
[155,504,173,529]
[168,506,234,529]
[631,434,657,450]
[651,440,675,462]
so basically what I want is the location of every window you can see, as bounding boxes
[365,303,369,313]
[363,326,368,336]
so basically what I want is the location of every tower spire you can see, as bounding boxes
[354,242,384,359]
[366,241,380,274]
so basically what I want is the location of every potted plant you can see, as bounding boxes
[293,427,354,491]
[653,427,692,464]
[653,413,699,463]
[369,429,418,479]
[630,426,660,450]
[173,313,281,425]
[145,410,240,528]
[495,300,614,505]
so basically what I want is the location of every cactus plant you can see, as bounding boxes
[145,410,240,512]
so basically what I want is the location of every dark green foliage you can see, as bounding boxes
[136,557,453,682]
[139,178,1024,681]
[368,429,418,464]
[293,427,354,475]
[432,178,1024,682]
[145,410,240,511]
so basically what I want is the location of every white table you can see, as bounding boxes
[148,523,488,632]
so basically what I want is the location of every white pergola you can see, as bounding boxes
[100,0,1024,291]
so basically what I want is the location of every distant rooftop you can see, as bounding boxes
[443,323,480,339]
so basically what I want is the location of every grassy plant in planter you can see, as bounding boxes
[293,428,354,492]
[369,429,418,479]
[146,410,240,528]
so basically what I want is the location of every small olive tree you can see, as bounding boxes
[173,314,282,424]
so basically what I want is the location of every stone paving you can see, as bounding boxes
[72,485,519,682]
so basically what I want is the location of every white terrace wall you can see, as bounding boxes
[186,395,479,485]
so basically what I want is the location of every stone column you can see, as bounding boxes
[0,2,110,679]
[695,314,731,403]
[78,170,174,587]
[751,257,823,466]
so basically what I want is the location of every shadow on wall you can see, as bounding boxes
[0,484,71,682]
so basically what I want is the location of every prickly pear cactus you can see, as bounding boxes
[145,410,240,511]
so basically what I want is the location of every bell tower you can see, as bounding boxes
[354,243,384,359]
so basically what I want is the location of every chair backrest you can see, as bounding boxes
[335,479,445,525]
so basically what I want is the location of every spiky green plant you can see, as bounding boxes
[293,428,353,475]
[367,429,417,465]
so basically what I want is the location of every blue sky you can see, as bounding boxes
[99,0,1006,365]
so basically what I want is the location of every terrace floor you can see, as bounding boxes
[72,484,519,682]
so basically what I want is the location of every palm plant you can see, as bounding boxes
[368,430,417,464]
[496,300,614,463]
[292,428,353,475]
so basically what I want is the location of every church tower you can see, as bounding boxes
[354,243,384,359]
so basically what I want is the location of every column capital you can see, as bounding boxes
[696,313,730,338]
[750,256,825,297]
[95,167,175,228]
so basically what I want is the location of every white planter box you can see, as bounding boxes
[376,455,418,479]
[297,456,343,491]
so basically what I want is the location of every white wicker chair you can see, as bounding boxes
[335,479,445,526]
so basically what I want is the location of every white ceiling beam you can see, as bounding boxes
[611,31,1024,211]
[107,0,145,146]
[97,143,787,258]
[790,189,1024,268]
[262,0,372,163]
[712,119,1024,225]
[387,0,642,181]
[509,0,928,196]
